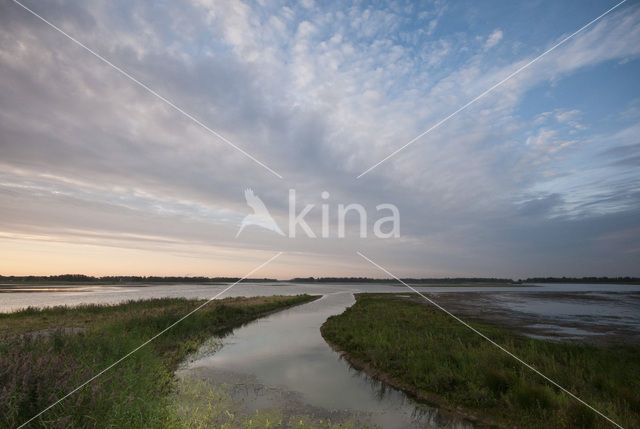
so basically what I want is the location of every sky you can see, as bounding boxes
[1,0,639,279]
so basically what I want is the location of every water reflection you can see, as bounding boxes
[176,292,475,428]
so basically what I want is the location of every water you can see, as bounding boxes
[2,281,638,312]
[3,282,638,426]
[0,283,640,338]
[3,282,639,340]
[176,292,472,428]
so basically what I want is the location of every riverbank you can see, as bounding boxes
[320,293,640,428]
[0,294,318,428]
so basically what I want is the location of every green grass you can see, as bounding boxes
[320,293,640,428]
[173,378,371,429]
[0,294,317,428]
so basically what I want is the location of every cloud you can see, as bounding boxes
[0,0,639,277]
[516,193,564,217]
[484,29,503,49]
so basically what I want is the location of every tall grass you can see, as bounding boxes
[320,294,640,428]
[0,295,317,428]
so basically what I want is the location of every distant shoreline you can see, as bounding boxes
[1,275,638,285]
[2,280,639,293]
[0,282,523,293]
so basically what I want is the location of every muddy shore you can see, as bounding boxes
[405,290,640,345]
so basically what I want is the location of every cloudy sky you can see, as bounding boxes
[1,0,639,279]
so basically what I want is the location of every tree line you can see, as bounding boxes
[0,275,277,283]
[1,275,637,284]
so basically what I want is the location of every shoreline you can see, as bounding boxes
[320,293,640,428]
[321,333,495,428]
[0,294,319,427]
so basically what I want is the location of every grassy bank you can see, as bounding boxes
[320,294,640,428]
[0,294,317,428]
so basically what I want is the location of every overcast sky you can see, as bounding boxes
[1,0,639,279]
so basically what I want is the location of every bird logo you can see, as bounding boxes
[236,188,285,237]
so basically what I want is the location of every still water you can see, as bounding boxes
[3,282,639,427]
[2,281,638,309]
[176,292,472,428]
[2,282,639,340]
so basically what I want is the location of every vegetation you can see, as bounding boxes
[291,276,640,284]
[3,274,638,285]
[520,276,640,284]
[0,295,317,428]
[173,378,367,428]
[0,274,278,284]
[289,277,515,284]
[321,294,640,428]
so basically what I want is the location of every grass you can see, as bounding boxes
[320,293,640,428]
[0,294,317,428]
[172,378,371,429]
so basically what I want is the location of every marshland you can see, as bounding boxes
[2,281,639,428]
